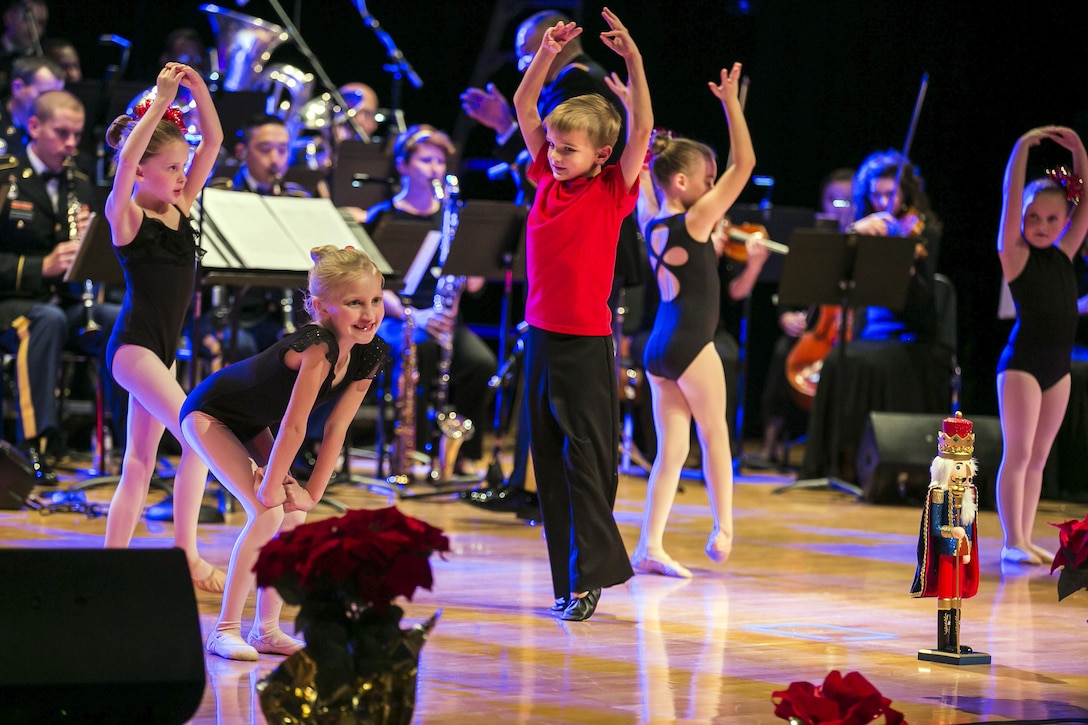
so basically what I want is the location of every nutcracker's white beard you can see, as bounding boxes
[929,456,978,526]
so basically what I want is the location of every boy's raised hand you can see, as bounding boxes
[708,62,744,103]
[600,7,638,59]
[540,20,583,57]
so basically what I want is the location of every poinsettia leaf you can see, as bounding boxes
[1057,565,1088,601]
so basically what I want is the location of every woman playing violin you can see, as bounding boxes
[849,149,942,342]
[798,149,947,483]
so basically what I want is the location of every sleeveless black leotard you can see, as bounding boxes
[181,324,390,441]
[106,207,199,374]
[642,214,719,381]
[997,243,1078,390]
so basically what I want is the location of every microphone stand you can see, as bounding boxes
[263,0,372,143]
[94,35,132,185]
[351,0,422,135]
[23,4,43,56]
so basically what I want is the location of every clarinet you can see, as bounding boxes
[428,175,474,481]
[270,172,297,336]
[65,159,100,339]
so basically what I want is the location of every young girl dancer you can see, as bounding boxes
[102,62,226,592]
[995,125,1088,565]
[630,62,755,578]
[182,245,388,660]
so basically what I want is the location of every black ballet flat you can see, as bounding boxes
[550,596,567,613]
[560,588,601,621]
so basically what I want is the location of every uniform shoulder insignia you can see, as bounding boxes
[208,176,234,190]
[73,169,91,181]
[0,154,18,171]
[284,181,312,198]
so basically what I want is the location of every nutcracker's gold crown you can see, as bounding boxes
[938,411,975,460]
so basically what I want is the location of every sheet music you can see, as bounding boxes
[401,230,441,297]
[263,196,359,257]
[197,188,312,271]
[62,211,97,282]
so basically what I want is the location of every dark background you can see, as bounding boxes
[44,0,1088,422]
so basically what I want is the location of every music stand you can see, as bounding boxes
[331,140,396,210]
[773,230,916,497]
[439,201,527,484]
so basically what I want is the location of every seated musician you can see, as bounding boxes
[799,149,946,482]
[333,82,383,145]
[365,124,496,477]
[205,114,310,365]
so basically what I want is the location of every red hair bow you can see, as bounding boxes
[1046,166,1083,205]
[133,98,188,136]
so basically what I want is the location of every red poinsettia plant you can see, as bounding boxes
[772,670,905,725]
[1050,512,1088,601]
[255,505,450,618]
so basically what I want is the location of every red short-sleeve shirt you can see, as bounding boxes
[524,148,638,336]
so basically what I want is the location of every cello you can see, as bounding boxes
[784,73,930,411]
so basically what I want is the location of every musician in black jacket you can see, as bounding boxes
[0,90,120,480]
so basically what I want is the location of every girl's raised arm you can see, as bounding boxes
[177,64,223,211]
[106,65,183,243]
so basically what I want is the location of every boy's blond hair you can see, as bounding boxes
[543,93,621,151]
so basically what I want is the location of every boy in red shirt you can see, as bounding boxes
[512,7,653,621]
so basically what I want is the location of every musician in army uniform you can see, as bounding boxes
[0,54,63,155]
[0,89,121,481]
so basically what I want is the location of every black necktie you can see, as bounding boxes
[39,170,65,184]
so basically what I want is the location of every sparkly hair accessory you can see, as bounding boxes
[133,98,188,135]
[1046,166,1083,205]
[937,411,975,460]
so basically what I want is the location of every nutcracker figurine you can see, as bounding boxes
[910,411,991,665]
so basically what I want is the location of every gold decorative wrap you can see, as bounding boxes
[257,610,439,725]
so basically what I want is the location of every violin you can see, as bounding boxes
[718,221,790,263]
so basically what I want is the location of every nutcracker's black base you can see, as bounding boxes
[917,648,991,666]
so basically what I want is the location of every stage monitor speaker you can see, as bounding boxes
[856,412,1002,506]
[0,548,205,725]
[0,440,36,510]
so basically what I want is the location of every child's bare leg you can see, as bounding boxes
[996,371,1042,565]
[633,376,693,579]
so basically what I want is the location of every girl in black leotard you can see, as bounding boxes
[101,63,225,592]
[628,63,757,579]
[183,246,387,661]
[995,125,1088,566]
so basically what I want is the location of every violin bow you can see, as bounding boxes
[725,75,750,169]
[887,72,929,215]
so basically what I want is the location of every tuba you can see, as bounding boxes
[200,3,290,92]
[197,4,314,147]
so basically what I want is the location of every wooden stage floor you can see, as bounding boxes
[2,455,1087,724]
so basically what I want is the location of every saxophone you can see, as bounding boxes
[428,174,475,481]
[388,306,419,485]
